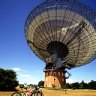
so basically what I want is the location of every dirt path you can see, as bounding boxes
[0,91,13,96]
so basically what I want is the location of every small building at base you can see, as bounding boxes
[44,69,66,88]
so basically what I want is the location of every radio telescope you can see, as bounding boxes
[25,0,96,88]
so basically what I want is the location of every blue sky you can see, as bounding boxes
[0,0,96,84]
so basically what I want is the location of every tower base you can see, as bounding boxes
[44,69,66,88]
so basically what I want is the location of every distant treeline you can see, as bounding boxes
[66,80,96,90]
[0,68,19,91]
[0,67,96,91]
[28,80,96,90]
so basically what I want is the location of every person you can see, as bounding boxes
[34,85,39,90]
[34,85,43,96]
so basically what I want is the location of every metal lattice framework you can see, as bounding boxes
[25,0,96,68]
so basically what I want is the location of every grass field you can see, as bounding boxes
[43,89,96,96]
[0,89,96,96]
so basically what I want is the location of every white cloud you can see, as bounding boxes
[12,67,40,84]
[18,74,38,84]
[20,74,32,77]
[12,68,21,72]
[66,78,75,84]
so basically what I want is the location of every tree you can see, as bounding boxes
[29,84,34,88]
[79,80,88,89]
[0,68,19,91]
[88,80,96,89]
[71,82,79,89]
[66,83,72,89]
[38,80,44,87]
[19,84,24,88]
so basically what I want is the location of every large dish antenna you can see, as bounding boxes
[24,0,96,88]
[25,0,96,69]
